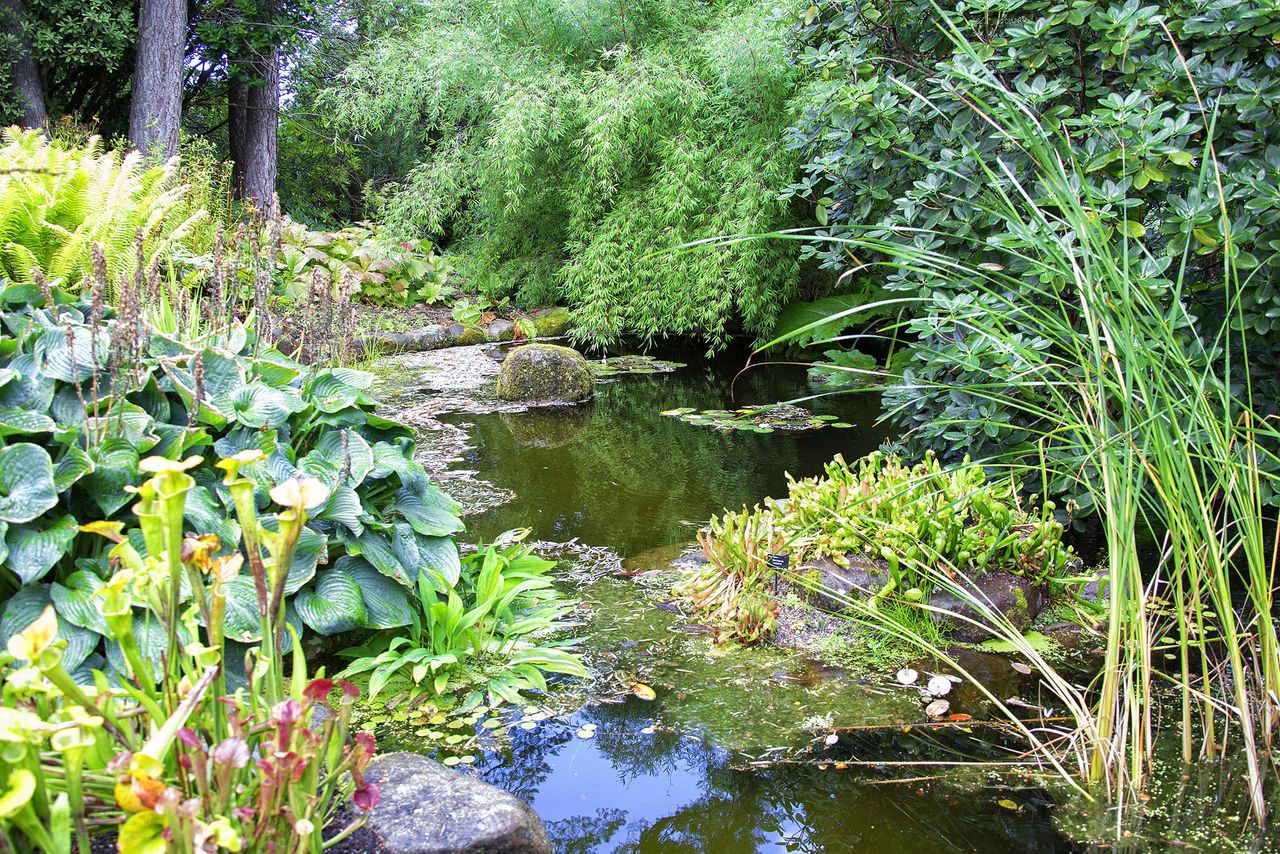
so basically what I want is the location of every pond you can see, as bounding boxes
[376,345,1075,853]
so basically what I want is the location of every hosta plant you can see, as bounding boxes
[340,529,587,706]
[276,220,450,307]
[0,278,464,674]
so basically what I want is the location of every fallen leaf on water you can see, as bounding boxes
[1011,662,1033,675]
[823,733,839,747]
[997,799,1020,811]
[896,668,918,685]
[925,699,951,718]
[631,683,657,701]
[640,725,656,735]
[576,728,596,739]
[947,713,973,722]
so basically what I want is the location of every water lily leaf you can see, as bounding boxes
[338,556,414,629]
[924,699,950,718]
[294,568,366,635]
[5,515,77,583]
[630,683,657,701]
[0,443,58,522]
[0,407,54,436]
[50,570,109,634]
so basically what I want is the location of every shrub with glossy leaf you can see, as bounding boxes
[0,281,463,673]
[784,0,1280,459]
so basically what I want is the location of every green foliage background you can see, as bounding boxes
[326,0,806,350]
[783,0,1280,462]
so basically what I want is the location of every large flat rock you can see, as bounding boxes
[363,753,552,854]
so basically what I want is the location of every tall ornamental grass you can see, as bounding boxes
[759,19,1280,829]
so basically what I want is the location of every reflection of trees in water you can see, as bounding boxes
[451,364,887,557]
[545,808,629,854]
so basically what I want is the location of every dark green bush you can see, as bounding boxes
[784,0,1280,466]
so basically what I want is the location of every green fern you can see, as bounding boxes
[0,128,209,291]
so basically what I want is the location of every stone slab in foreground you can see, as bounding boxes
[362,752,553,854]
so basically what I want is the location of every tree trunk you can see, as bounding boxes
[237,46,278,212]
[1,0,46,128]
[228,76,247,194]
[238,46,278,212]
[128,0,185,158]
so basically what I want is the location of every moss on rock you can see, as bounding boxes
[531,307,572,338]
[495,343,594,402]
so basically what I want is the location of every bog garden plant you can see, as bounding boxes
[675,451,1078,642]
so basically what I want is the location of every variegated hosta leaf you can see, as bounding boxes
[0,443,58,522]
[294,568,366,635]
[0,407,54,437]
[4,515,77,583]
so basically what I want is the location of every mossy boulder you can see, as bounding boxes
[495,343,594,402]
[929,572,1045,642]
[530,307,572,338]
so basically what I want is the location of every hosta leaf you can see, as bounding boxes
[221,576,263,643]
[52,446,94,493]
[0,355,54,410]
[192,348,246,398]
[309,428,374,487]
[400,526,460,587]
[316,484,364,536]
[337,556,414,629]
[369,440,428,490]
[394,485,464,537]
[259,518,326,595]
[50,570,109,634]
[5,515,77,583]
[294,568,366,635]
[149,422,213,458]
[251,348,303,386]
[183,486,240,551]
[0,443,58,522]
[305,371,361,413]
[0,407,54,437]
[213,426,278,459]
[224,381,306,429]
[41,326,108,382]
[338,527,410,586]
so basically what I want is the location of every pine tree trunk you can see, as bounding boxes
[238,46,279,212]
[228,76,247,194]
[128,0,185,158]
[1,0,46,128]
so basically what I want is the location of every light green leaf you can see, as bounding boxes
[0,407,54,437]
[338,556,414,629]
[50,570,109,634]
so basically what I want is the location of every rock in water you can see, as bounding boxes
[363,753,552,853]
[929,573,1045,642]
[495,343,594,403]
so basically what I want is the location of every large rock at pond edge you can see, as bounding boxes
[530,306,571,338]
[929,572,1045,642]
[794,554,890,612]
[495,343,594,402]
[363,753,552,854]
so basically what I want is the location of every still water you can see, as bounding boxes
[405,349,1073,853]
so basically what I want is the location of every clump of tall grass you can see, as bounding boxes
[761,18,1280,831]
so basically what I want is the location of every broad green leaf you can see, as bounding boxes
[50,570,109,634]
[394,485,464,537]
[316,484,365,536]
[0,585,99,671]
[294,569,366,635]
[309,427,374,486]
[338,556,414,629]
[224,381,306,429]
[220,576,263,643]
[305,371,361,413]
[0,443,58,522]
[52,446,94,493]
[5,515,77,583]
[0,406,54,436]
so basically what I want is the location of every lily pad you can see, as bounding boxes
[661,403,852,433]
